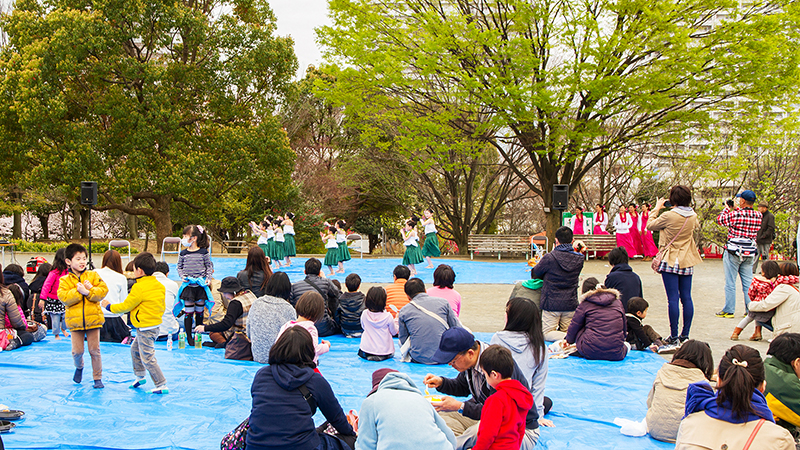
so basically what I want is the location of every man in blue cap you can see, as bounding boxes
[423,327,539,450]
[716,189,762,318]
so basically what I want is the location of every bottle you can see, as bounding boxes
[167,333,173,351]
[194,332,202,349]
[178,331,186,349]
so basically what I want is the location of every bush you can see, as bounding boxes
[10,239,139,255]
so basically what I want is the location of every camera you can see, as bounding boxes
[664,201,672,208]
[726,199,734,208]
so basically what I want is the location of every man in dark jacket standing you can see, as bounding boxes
[533,226,584,341]
[603,246,643,312]
[289,258,341,337]
[754,202,776,274]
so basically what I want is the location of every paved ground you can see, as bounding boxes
[14,251,769,365]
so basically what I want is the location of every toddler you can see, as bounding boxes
[277,291,331,364]
[337,273,365,338]
[625,297,668,353]
[731,260,779,341]
[358,287,396,361]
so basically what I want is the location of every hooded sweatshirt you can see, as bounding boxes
[646,361,709,442]
[360,309,397,356]
[491,331,548,418]
[532,245,584,312]
[247,363,354,450]
[356,372,456,450]
[565,287,627,361]
[472,379,534,450]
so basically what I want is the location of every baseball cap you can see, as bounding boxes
[218,276,242,293]
[431,327,475,364]
[735,190,756,202]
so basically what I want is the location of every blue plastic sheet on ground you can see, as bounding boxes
[1,332,673,450]
[168,257,534,285]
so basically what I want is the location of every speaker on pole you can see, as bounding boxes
[553,184,569,210]
[80,181,98,206]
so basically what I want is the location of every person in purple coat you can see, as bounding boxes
[564,277,629,361]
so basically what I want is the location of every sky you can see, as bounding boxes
[270,0,332,79]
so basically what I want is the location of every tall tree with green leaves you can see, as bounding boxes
[0,0,297,245]
[319,0,800,244]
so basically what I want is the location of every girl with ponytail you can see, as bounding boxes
[676,344,793,449]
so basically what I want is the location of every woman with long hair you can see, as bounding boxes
[237,246,273,298]
[490,297,553,427]
[96,250,132,343]
[676,345,793,449]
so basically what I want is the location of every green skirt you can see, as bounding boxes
[274,240,285,260]
[266,238,276,260]
[284,234,297,257]
[422,232,441,257]
[324,247,340,266]
[338,241,352,262]
[258,243,269,258]
[402,245,424,265]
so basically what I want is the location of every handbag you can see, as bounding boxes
[652,216,689,273]
[742,418,765,450]
[225,331,253,361]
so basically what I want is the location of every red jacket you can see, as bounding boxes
[473,379,534,450]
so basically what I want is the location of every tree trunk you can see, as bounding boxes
[38,214,50,240]
[80,208,90,239]
[12,210,21,239]
[152,195,172,253]
[71,205,81,239]
[127,214,138,240]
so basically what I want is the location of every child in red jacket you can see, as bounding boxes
[472,345,534,450]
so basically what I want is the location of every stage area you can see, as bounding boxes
[167,257,534,285]
[1,333,673,450]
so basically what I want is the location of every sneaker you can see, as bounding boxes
[716,311,735,318]
[657,344,679,354]
[93,380,104,389]
[130,378,147,389]
[148,386,169,395]
[678,336,690,345]
[664,336,681,346]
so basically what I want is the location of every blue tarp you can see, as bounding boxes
[1,333,673,450]
[168,257,534,285]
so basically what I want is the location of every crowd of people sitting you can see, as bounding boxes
[2,206,800,449]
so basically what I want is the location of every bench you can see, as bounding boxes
[467,234,533,260]
[222,240,251,254]
[573,234,617,259]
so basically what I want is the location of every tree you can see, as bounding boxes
[319,0,800,245]
[0,0,297,245]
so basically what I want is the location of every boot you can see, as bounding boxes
[730,327,743,340]
[749,325,763,341]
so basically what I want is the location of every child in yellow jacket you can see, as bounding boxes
[57,243,109,388]
[102,252,169,394]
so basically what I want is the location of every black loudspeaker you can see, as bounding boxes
[80,181,98,206]
[553,184,569,210]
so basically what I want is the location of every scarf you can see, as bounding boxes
[777,275,799,286]
[684,382,775,424]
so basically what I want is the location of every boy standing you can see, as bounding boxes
[472,345,534,450]
[58,243,109,388]
[102,252,169,394]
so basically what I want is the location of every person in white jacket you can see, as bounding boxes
[749,262,800,337]
[96,250,130,343]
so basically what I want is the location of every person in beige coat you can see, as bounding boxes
[646,340,715,443]
[748,262,800,337]
[647,185,703,346]
[676,344,794,450]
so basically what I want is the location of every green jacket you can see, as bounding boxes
[765,356,800,429]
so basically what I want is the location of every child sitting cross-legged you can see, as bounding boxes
[645,340,714,443]
[625,297,670,353]
[102,252,169,394]
[471,345,534,450]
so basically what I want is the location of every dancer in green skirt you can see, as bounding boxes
[322,226,340,276]
[250,220,271,262]
[273,218,286,266]
[336,220,351,273]
[401,219,424,276]
[282,213,296,266]
[421,208,441,268]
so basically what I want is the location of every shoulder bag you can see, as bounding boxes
[224,331,253,361]
[742,418,765,450]
[652,216,689,273]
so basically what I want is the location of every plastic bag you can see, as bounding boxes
[613,417,647,437]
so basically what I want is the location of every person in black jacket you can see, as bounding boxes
[246,326,356,450]
[3,264,29,316]
[290,258,342,337]
[754,202,776,274]
[603,247,643,313]
[423,327,539,450]
[532,226,584,341]
[626,297,667,352]
[335,273,365,337]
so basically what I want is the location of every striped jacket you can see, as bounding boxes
[177,248,214,282]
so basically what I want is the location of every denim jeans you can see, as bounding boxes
[661,272,694,338]
[131,328,166,388]
[49,312,68,337]
[723,251,755,314]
